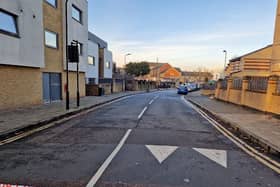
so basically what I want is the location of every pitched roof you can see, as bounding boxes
[230,44,272,62]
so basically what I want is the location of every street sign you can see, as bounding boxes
[67,45,79,63]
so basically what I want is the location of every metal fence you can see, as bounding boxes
[247,77,268,92]
[232,78,242,90]
[220,79,228,90]
[99,78,113,84]
[276,79,280,94]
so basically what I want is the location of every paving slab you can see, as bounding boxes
[0,91,147,139]
[186,91,280,153]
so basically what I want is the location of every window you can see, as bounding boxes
[45,30,58,48]
[72,5,82,23]
[106,61,111,69]
[0,9,18,36]
[78,43,83,56]
[45,0,57,8]
[88,56,95,66]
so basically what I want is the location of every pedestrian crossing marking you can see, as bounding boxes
[193,148,227,168]
[146,145,178,164]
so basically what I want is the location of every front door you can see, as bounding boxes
[42,73,62,103]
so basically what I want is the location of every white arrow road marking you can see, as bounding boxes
[146,145,178,164]
[193,148,227,168]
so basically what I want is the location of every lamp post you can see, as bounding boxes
[124,53,131,66]
[124,53,131,91]
[223,50,228,78]
[65,0,70,110]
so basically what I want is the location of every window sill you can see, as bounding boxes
[0,30,20,39]
[45,45,58,50]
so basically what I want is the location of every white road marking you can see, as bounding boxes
[86,129,132,187]
[149,99,155,105]
[0,185,32,187]
[138,106,148,120]
[146,145,178,164]
[181,96,280,174]
[193,148,227,168]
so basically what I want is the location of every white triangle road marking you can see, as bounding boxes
[146,145,178,164]
[193,148,227,168]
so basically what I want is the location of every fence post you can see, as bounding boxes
[265,75,278,112]
[226,78,233,101]
[241,76,249,106]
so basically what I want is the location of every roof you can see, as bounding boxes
[182,71,213,77]
[230,44,272,62]
[88,32,108,48]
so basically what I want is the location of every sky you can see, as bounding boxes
[88,0,278,71]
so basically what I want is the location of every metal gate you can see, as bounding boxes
[43,73,62,103]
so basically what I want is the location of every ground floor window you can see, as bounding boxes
[42,72,62,103]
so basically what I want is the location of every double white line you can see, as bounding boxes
[181,96,280,174]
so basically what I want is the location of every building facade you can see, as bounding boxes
[215,1,280,115]
[0,0,88,109]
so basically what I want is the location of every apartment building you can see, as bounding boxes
[0,0,88,109]
[87,32,113,94]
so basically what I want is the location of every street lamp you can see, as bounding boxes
[223,50,227,69]
[223,50,228,78]
[124,53,132,66]
[65,0,70,110]
[123,53,132,92]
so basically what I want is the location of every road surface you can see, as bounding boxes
[0,90,279,187]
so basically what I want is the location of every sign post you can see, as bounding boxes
[68,41,80,108]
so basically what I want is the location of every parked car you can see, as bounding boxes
[177,85,188,95]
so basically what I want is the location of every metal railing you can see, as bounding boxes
[276,79,280,94]
[220,79,228,90]
[232,78,242,90]
[247,77,268,92]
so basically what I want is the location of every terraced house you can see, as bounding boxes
[0,0,88,109]
[215,0,280,115]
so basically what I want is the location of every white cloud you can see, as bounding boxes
[109,31,270,71]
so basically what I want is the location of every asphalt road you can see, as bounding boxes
[0,90,279,187]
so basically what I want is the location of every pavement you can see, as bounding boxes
[0,90,279,187]
[0,91,148,140]
[186,91,280,153]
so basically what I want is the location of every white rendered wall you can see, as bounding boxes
[86,40,99,84]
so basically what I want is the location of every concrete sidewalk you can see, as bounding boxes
[0,91,148,140]
[187,92,280,153]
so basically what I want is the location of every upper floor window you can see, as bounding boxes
[45,0,57,8]
[78,43,83,56]
[0,9,18,37]
[88,56,95,66]
[45,30,58,49]
[106,61,111,69]
[72,5,82,23]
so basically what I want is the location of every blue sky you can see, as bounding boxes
[88,0,277,71]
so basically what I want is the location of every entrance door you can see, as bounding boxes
[42,73,62,103]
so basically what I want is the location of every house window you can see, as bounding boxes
[72,5,82,23]
[88,56,95,66]
[106,61,111,69]
[0,9,18,37]
[45,30,58,48]
[45,0,57,8]
[78,43,83,56]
